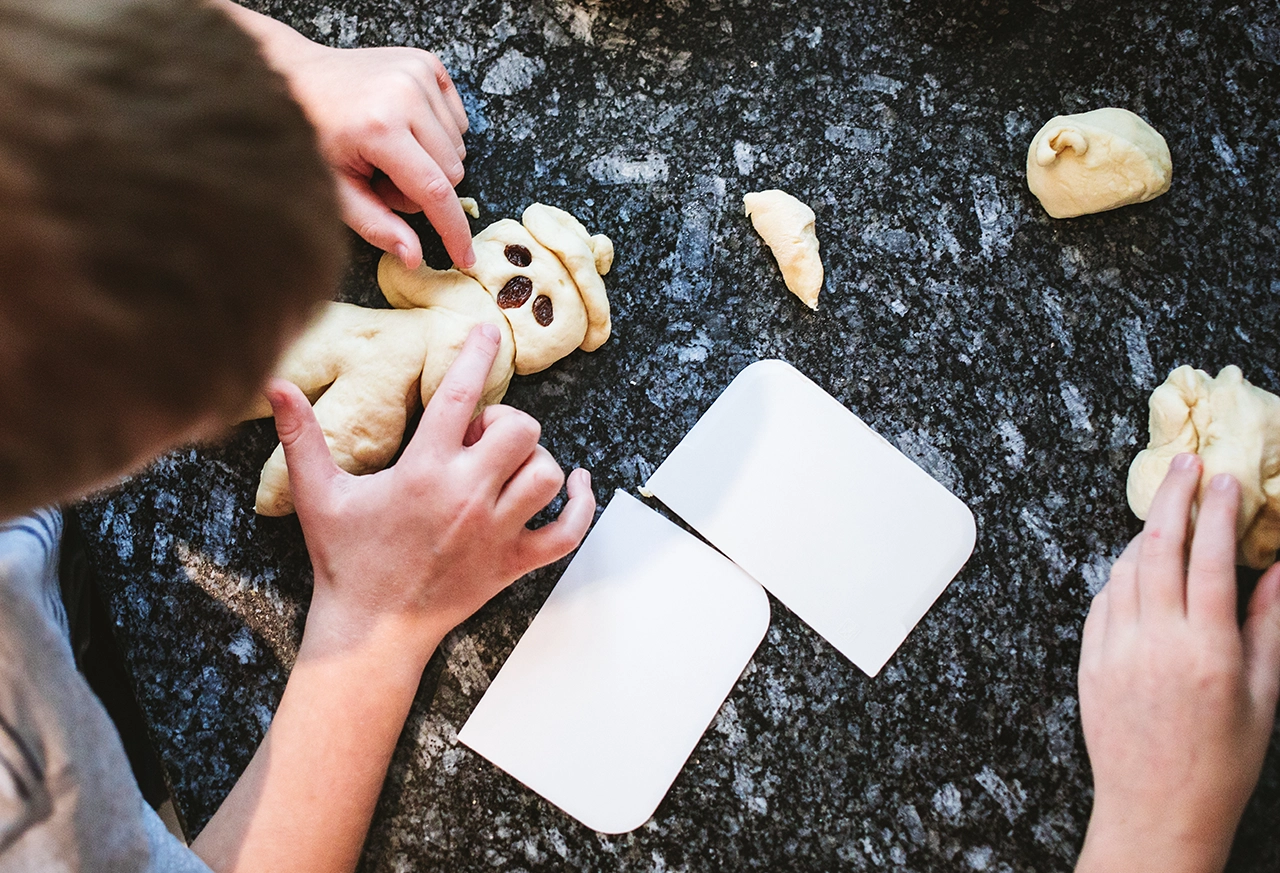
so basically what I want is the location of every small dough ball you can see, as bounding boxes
[1026,108,1172,218]
[743,189,823,309]
[1127,365,1280,569]
[460,197,480,219]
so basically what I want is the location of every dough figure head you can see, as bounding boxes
[382,203,613,376]
[1026,108,1172,219]
[1127,365,1280,569]
[743,189,823,309]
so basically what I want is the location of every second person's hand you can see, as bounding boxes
[1076,454,1280,873]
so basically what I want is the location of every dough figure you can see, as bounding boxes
[1127,365,1280,569]
[743,189,823,309]
[244,203,612,516]
[1026,108,1172,218]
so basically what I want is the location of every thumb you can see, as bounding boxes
[265,378,338,512]
[512,468,596,577]
[1243,562,1280,708]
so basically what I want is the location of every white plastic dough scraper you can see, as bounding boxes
[457,490,770,834]
[644,358,976,677]
[459,358,975,834]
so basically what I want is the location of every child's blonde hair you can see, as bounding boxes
[0,0,345,515]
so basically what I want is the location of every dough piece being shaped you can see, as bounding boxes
[460,197,480,219]
[1026,108,1172,218]
[245,203,612,515]
[243,286,515,516]
[386,202,613,375]
[1127,365,1280,569]
[743,190,823,309]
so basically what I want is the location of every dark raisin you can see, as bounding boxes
[533,294,554,326]
[504,244,532,267]
[497,276,533,309]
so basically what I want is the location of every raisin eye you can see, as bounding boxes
[504,245,532,267]
[497,276,533,309]
[533,295,554,325]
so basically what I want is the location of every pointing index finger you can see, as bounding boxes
[411,324,502,452]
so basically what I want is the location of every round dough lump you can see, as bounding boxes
[1127,365,1280,569]
[1026,108,1171,218]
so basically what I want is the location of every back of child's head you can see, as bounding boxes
[0,0,345,516]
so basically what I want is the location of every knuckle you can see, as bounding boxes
[1187,555,1226,578]
[360,106,401,139]
[400,71,430,102]
[439,380,476,408]
[274,415,308,446]
[510,411,541,445]
[421,52,446,79]
[1105,565,1133,591]
[354,218,386,243]
[531,457,565,492]
[1140,525,1175,556]
[420,175,456,205]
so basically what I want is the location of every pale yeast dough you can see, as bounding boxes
[1027,108,1171,218]
[244,203,613,516]
[453,204,613,374]
[1127,365,1280,569]
[743,190,823,309]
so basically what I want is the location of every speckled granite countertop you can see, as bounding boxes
[76,1,1280,870]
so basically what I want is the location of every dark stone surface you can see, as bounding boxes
[76,0,1280,870]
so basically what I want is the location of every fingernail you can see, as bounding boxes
[459,246,476,269]
[1172,453,1199,471]
[395,243,411,264]
[263,379,287,407]
[478,322,500,343]
[1211,473,1237,491]
[580,468,592,487]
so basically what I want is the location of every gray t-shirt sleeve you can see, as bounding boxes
[138,801,212,873]
[0,510,212,873]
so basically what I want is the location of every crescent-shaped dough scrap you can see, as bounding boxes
[743,189,823,309]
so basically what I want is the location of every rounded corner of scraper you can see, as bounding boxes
[744,579,772,645]
[723,360,810,411]
[736,358,798,385]
[956,503,978,559]
[578,804,659,836]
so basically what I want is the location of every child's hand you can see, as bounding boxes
[1076,454,1280,873]
[265,323,595,660]
[215,2,474,269]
